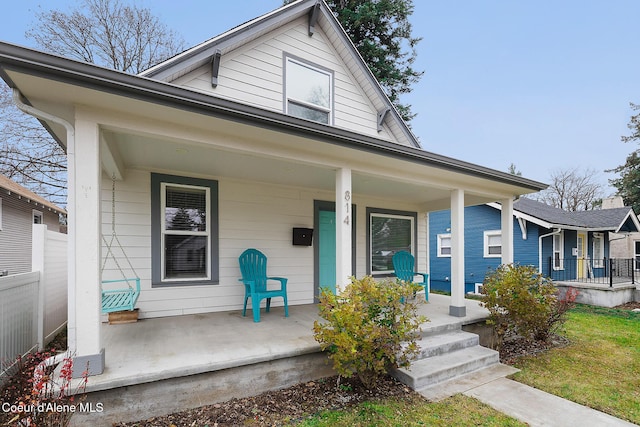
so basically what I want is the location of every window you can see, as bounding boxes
[635,241,640,270]
[151,173,218,286]
[553,232,564,270]
[33,210,43,224]
[285,56,333,124]
[368,209,416,274]
[0,198,2,230]
[437,234,451,257]
[484,230,502,258]
[593,234,604,268]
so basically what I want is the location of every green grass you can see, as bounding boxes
[292,394,526,426]
[511,304,640,424]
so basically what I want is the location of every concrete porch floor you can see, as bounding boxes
[84,293,490,393]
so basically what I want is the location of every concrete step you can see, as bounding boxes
[418,363,519,401]
[392,345,500,391]
[414,330,479,359]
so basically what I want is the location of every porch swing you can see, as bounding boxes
[101,174,140,314]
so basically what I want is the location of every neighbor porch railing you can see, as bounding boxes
[547,257,635,287]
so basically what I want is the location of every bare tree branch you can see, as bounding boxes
[533,167,604,211]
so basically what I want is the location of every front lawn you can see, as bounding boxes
[510,304,640,424]
[295,394,526,427]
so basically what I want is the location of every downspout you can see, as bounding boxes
[539,228,562,274]
[12,89,77,354]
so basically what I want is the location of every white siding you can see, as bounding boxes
[102,170,428,319]
[174,16,402,143]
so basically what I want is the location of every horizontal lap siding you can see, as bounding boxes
[177,17,396,142]
[104,170,428,318]
[429,205,540,293]
[0,196,34,275]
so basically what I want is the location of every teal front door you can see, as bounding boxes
[318,210,336,295]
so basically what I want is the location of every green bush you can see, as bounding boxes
[481,264,576,347]
[313,276,427,389]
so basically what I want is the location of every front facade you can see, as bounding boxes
[0,174,64,275]
[429,197,640,293]
[0,0,546,376]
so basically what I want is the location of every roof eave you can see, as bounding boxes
[0,41,547,193]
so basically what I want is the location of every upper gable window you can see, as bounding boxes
[285,56,333,124]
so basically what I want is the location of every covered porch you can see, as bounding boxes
[70,294,492,425]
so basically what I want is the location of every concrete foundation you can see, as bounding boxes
[556,283,638,308]
[69,352,335,426]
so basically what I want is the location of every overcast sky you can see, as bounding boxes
[1,0,639,194]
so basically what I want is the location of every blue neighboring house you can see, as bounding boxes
[429,197,640,294]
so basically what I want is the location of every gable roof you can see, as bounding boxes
[140,0,422,149]
[490,197,640,233]
[0,174,64,213]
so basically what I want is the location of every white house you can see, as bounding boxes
[0,0,546,377]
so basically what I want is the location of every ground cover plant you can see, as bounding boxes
[511,304,640,424]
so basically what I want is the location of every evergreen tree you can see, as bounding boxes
[609,103,640,213]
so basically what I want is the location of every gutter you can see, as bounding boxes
[11,89,77,356]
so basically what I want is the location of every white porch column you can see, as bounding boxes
[70,115,104,377]
[450,189,466,317]
[501,197,514,265]
[335,168,352,292]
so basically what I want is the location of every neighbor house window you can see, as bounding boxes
[635,241,640,270]
[484,230,502,258]
[593,234,604,268]
[437,234,451,257]
[151,173,218,286]
[368,209,416,274]
[553,232,564,270]
[33,210,43,224]
[285,56,333,124]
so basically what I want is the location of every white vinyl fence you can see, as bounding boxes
[0,224,67,381]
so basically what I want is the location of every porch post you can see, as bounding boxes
[69,114,104,377]
[335,168,352,292]
[450,189,466,317]
[501,197,514,264]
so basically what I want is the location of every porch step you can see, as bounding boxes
[393,345,500,391]
[392,325,512,396]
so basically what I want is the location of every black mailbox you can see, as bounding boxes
[292,228,313,246]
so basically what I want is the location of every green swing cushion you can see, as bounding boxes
[101,278,140,313]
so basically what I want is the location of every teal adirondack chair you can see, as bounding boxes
[392,251,429,301]
[238,249,289,322]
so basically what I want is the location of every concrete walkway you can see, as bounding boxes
[463,377,637,427]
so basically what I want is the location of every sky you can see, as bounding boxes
[1,0,639,195]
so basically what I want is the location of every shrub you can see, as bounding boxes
[313,276,427,389]
[481,264,577,347]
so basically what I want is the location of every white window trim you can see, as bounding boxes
[483,230,502,258]
[437,233,452,258]
[160,182,211,283]
[593,234,604,268]
[553,232,564,271]
[284,55,333,124]
[0,198,3,230]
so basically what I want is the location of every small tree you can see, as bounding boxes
[313,276,426,389]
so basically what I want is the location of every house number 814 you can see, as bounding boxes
[344,191,351,225]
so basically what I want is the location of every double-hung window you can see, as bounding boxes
[368,209,416,274]
[151,173,218,286]
[553,232,564,270]
[437,234,452,257]
[484,230,502,258]
[285,56,333,124]
[592,234,604,268]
